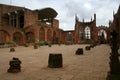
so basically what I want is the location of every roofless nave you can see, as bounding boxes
[0,4,113,45]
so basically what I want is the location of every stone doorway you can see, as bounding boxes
[13,32,23,45]
[26,32,35,43]
[66,32,73,45]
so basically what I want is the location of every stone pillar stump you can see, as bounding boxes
[34,44,38,49]
[75,48,83,55]
[48,53,63,68]
[8,57,21,73]
[85,46,91,50]
[10,47,15,52]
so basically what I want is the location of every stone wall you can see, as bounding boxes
[24,10,38,27]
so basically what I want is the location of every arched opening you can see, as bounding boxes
[0,30,10,44]
[26,32,35,43]
[66,32,73,44]
[84,26,91,40]
[13,32,23,44]
[53,31,58,44]
[98,29,107,44]
[39,27,45,41]
[47,29,52,42]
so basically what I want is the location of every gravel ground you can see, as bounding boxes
[0,44,112,80]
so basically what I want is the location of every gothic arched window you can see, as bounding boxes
[84,26,91,39]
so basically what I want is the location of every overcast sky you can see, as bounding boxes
[0,0,119,30]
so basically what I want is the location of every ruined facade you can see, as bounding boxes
[74,14,97,44]
[64,14,110,44]
[0,4,63,45]
[0,4,110,45]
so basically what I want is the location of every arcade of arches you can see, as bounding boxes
[0,4,111,45]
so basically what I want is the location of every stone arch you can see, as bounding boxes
[39,27,45,41]
[0,30,10,44]
[98,29,107,39]
[98,29,107,44]
[26,32,35,43]
[47,29,52,42]
[84,26,91,39]
[13,32,23,44]
[66,32,73,44]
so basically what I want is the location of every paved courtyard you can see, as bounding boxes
[0,44,113,80]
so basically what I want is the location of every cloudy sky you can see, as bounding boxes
[0,0,119,30]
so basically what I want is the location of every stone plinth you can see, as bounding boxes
[48,53,63,68]
[8,57,21,73]
[75,48,83,55]
[10,47,15,52]
[34,44,38,49]
[85,46,91,50]
[90,44,94,48]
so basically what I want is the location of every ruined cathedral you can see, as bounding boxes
[0,4,110,45]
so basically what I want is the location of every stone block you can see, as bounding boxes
[10,48,15,52]
[7,57,21,73]
[85,46,91,50]
[48,53,63,68]
[75,48,83,55]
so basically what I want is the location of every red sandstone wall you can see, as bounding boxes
[92,21,98,42]
[24,10,38,27]
[0,4,24,26]
[0,4,38,27]
[0,4,23,14]
[74,21,79,44]
[0,5,2,26]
